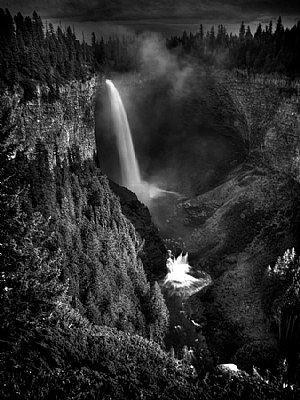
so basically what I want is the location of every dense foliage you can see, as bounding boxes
[0,103,169,344]
[0,7,140,94]
[0,301,202,400]
[263,249,300,382]
[0,103,176,397]
[266,249,300,318]
[1,7,300,96]
[167,17,300,78]
[0,8,94,90]
[91,32,140,72]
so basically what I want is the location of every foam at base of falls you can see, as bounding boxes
[163,253,211,297]
[129,180,180,205]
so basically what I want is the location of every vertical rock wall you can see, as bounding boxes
[1,77,97,167]
[218,71,300,182]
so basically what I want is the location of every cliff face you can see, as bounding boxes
[2,77,97,168]
[219,72,300,181]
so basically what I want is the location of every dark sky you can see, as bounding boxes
[1,0,300,22]
[1,0,300,40]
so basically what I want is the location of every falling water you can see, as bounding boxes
[106,79,141,189]
[106,79,180,204]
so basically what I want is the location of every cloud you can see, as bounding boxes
[2,0,300,22]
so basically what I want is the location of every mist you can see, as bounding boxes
[95,32,246,231]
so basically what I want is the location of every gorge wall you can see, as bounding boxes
[217,71,300,181]
[170,70,300,370]
[1,77,97,168]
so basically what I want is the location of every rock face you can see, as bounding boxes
[1,77,97,168]
[218,71,300,181]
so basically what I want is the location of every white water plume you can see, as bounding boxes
[106,79,179,204]
[106,79,141,189]
[163,252,211,297]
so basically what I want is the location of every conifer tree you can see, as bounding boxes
[245,26,253,41]
[32,10,44,45]
[209,26,215,48]
[269,20,273,35]
[149,282,169,345]
[254,23,262,40]
[199,24,204,40]
[239,21,245,40]
[276,16,283,35]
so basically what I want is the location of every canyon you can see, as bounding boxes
[98,67,300,370]
[4,68,300,371]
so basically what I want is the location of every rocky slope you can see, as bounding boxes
[163,70,300,370]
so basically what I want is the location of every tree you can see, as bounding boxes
[216,24,227,47]
[254,23,262,40]
[87,179,103,223]
[91,31,96,48]
[208,26,215,49]
[32,10,44,45]
[149,282,169,345]
[182,30,188,49]
[239,21,245,41]
[269,20,273,35]
[14,12,25,52]
[24,15,33,47]
[275,16,284,35]
[0,8,18,85]
[245,26,253,41]
[29,142,56,216]
[199,24,204,41]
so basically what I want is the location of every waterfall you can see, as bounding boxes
[106,79,180,205]
[106,79,141,190]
